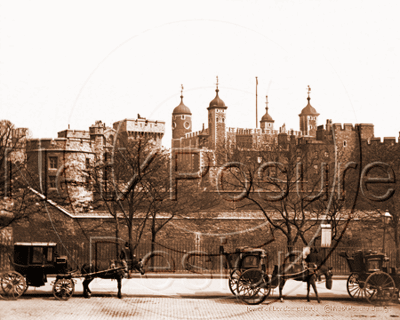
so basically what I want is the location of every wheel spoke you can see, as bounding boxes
[53,278,74,300]
[365,272,395,305]
[347,273,365,299]
[237,268,269,305]
[0,272,26,300]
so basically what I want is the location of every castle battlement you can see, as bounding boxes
[114,118,165,134]
[184,129,209,139]
[26,137,94,151]
[331,123,356,131]
[228,127,279,135]
[236,128,254,135]
[58,129,90,139]
[361,136,399,146]
[331,123,374,131]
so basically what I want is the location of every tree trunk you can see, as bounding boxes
[150,230,156,269]
[128,222,133,251]
[394,220,400,268]
[287,240,295,264]
[114,202,120,260]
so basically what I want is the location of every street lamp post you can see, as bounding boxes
[382,211,392,254]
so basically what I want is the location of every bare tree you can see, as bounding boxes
[0,120,41,232]
[88,135,218,259]
[217,139,350,254]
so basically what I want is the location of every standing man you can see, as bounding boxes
[120,242,131,278]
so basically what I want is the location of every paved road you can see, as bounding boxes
[1,277,399,319]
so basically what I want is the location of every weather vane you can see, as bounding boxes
[181,84,184,96]
[307,85,311,97]
[216,76,219,89]
[265,95,269,109]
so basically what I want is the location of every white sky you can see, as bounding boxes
[1,0,399,148]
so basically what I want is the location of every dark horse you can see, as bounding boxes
[81,258,145,299]
[271,263,333,303]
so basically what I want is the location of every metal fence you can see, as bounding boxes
[133,242,400,275]
[1,238,398,275]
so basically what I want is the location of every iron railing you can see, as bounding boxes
[1,238,398,275]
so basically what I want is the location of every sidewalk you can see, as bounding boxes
[22,275,350,300]
[2,276,399,320]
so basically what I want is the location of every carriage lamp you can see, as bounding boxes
[382,211,392,254]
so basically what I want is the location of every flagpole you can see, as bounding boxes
[256,76,258,128]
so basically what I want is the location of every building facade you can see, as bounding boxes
[4,81,400,264]
[170,80,378,174]
[25,117,165,213]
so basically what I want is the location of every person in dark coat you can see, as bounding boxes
[306,248,321,280]
[306,248,320,266]
[120,242,131,277]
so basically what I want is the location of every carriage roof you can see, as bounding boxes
[235,246,266,254]
[354,250,388,261]
[14,242,57,247]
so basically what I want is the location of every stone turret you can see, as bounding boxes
[172,85,192,141]
[207,77,227,149]
[260,95,274,130]
[299,86,319,137]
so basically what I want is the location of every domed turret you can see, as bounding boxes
[208,88,226,110]
[299,97,319,116]
[173,96,192,115]
[299,86,319,136]
[208,77,227,149]
[260,96,274,130]
[172,85,192,140]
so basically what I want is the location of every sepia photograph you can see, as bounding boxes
[1,1,400,319]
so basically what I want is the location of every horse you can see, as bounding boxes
[81,258,145,299]
[271,263,333,303]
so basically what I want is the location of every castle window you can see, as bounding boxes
[85,158,90,169]
[49,157,58,169]
[48,176,56,189]
[343,140,347,147]
[85,176,91,188]
[181,115,185,120]
[216,117,219,122]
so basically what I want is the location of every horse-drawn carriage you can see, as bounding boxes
[224,246,267,296]
[0,241,144,300]
[0,242,76,300]
[224,246,333,305]
[339,250,400,304]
